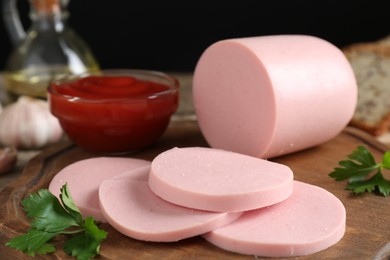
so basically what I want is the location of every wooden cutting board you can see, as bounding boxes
[1,120,390,260]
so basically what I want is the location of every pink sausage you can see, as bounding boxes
[193,35,357,158]
[49,157,151,222]
[148,147,293,212]
[203,181,346,257]
[99,179,242,242]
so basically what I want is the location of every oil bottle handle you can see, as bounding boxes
[2,0,26,47]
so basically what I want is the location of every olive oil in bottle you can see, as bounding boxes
[3,0,99,101]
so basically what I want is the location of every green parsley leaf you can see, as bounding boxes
[346,170,390,196]
[382,151,390,169]
[5,228,57,256]
[60,184,83,225]
[22,189,79,232]
[6,183,107,259]
[329,146,390,196]
[64,217,107,260]
[83,217,108,242]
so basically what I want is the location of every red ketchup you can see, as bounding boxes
[48,73,179,153]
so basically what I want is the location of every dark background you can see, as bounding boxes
[0,1,389,72]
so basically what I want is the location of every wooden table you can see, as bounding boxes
[1,120,390,259]
[2,73,390,259]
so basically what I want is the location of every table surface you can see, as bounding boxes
[2,72,390,260]
[2,121,390,259]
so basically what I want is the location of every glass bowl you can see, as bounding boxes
[48,69,179,154]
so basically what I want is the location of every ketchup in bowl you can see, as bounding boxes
[48,69,179,153]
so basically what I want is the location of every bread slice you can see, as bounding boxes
[343,42,390,136]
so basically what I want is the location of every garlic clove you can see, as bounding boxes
[0,96,64,149]
[0,146,17,175]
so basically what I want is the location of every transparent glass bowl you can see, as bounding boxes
[48,69,179,153]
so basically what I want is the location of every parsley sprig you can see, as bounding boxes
[329,145,390,196]
[6,184,107,259]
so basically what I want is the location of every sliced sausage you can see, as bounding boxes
[99,178,242,242]
[49,157,151,222]
[203,181,346,257]
[149,147,294,212]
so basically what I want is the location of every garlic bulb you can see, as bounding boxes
[0,96,63,149]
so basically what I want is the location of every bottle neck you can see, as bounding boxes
[30,10,68,32]
[29,0,68,32]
